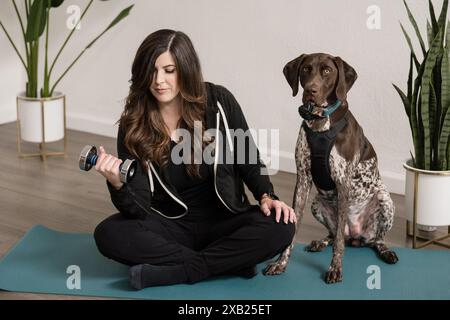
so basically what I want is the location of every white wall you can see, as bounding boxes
[1,0,443,194]
[0,1,25,124]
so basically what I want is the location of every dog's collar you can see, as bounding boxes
[298,100,342,120]
[322,100,342,117]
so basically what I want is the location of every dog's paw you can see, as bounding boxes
[324,265,343,284]
[305,240,327,252]
[379,250,399,264]
[263,262,286,276]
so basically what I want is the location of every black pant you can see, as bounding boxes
[94,206,295,284]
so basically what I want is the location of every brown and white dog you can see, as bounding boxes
[264,53,398,284]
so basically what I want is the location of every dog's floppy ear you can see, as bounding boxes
[283,54,307,97]
[333,56,357,101]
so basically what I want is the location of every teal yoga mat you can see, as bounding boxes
[0,225,449,299]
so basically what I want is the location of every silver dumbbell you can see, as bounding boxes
[79,145,136,183]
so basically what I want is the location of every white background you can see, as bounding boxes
[1,0,444,194]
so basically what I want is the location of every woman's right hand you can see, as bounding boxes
[95,146,124,190]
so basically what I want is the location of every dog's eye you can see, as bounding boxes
[302,66,311,73]
[323,68,331,74]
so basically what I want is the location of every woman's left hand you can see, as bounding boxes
[260,196,297,224]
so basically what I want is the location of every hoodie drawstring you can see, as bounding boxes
[146,162,154,195]
[216,101,234,153]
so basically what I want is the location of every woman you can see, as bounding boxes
[93,29,295,290]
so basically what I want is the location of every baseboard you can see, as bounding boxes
[66,116,406,195]
[264,152,406,195]
[380,170,405,195]
[0,115,118,137]
[0,114,18,126]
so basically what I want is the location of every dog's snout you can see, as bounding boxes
[305,87,318,95]
[304,84,319,98]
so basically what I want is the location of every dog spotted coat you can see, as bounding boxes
[264,53,399,282]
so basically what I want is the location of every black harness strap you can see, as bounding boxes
[302,115,348,191]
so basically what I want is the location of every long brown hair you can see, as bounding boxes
[118,29,207,177]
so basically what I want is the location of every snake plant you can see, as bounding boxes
[0,0,133,98]
[394,0,450,171]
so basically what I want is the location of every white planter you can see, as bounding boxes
[404,161,450,227]
[17,92,65,143]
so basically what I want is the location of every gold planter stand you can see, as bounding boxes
[404,163,450,249]
[16,94,67,163]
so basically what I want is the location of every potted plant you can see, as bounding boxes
[0,1,133,148]
[394,0,450,247]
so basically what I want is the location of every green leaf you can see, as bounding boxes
[440,107,450,169]
[404,0,427,57]
[107,4,133,29]
[393,84,410,118]
[410,151,416,167]
[394,56,415,158]
[24,0,63,43]
[25,0,47,42]
[417,94,425,168]
[432,50,443,133]
[393,83,408,105]
[86,5,134,49]
[50,0,64,8]
[436,0,448,35]
[436,0,449,47]
[439,48,450,169]
[442,48,450,119]
[429,81,438,168]
[429,0,439,37]
[427,20,433,48]
[447,20,450,48]
[447,137,450,170]
[407,53,414,105]
[412,60,426,168]
[420,29,443,169]
[400,23,421,70]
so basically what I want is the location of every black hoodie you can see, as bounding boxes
[106,82,274,219]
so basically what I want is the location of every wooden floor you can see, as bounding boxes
[0,121,448,300]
